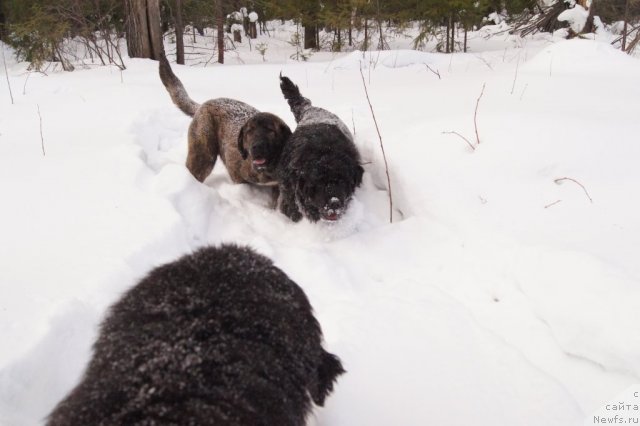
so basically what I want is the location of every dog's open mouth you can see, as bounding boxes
[252,158,267,170]
[321,210,341,221]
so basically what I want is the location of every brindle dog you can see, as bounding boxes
[159,53,291,185]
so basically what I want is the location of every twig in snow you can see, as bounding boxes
[351,108,356,136]
[37,104,45,156]
[474,83,486,145]
[423,63,441,79]
[475,55,494,71]
[519,83,529,101]
[554,177,593,203]
[443,131,475,151]
[2,46,14,105]
[23,72,31,95]
[510,53,520,95]
[544,199,562,209]
[359,63,393,223]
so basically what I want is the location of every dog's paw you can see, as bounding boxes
[289,209,303,222]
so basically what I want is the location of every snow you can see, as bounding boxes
[1,20,640,426]
[558,5,589,33]
[249,12,259,23]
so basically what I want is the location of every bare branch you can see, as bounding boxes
[475,55,494,71]
[442,131,475,151]
[554,177,593,203]
[511,53,520,95]
[351,108,356,136]
[423,63,441,79]
[474,83,486,145]
[1,46,14,105]
[359,63,393,223]
[37,104,45,156]
[544,199,562,209]
[519,83,529,101]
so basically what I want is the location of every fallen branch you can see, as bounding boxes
[554,177,593,203]
[475,55,494,71]
[511,53,520,95]
[351,108,356,136]
[423,63,441,79]
[443,131,475,151]
[1,46,14,105]
[359,63,393,223]
[519,83,529,101]
[474,83,486,145]
[37,104,45,156]
[544,199,562,209]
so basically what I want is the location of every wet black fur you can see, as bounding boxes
[277,123,364,222]
[277,76,364,222]
[47,245,344,426]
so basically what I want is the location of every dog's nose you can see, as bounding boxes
[328,197,342,210]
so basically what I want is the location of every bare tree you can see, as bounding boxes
[125,0,163,60]
[174,0,185,64]
[622,0,631,51]
[216,0,224,64]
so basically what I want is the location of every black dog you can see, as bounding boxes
[47,245,344,426]
[277,75,363,222]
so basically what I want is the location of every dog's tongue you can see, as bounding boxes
[253,158,266,165]
[325,212,339,221]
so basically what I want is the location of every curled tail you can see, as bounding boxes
[159,52,199,117]
[279,73,311,123]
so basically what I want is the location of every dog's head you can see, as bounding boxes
[292,126,364,222]
[296,164,363,222]
[238,113,292,173]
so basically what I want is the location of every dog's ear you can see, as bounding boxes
[238,124,249,160]
[309,350,345,406]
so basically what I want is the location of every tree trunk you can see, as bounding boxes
[217,1,224,64]
[582,0,597,33]
[450,15,455,53]
[622,0,630,51]
[376,0,384,50]
[125,0,163,60]
[445,18,450,53]
[464,25,468,53]
[175,0,185,64]
[0,6,5,41]
[304,23,317,49]
[364,18,368,51]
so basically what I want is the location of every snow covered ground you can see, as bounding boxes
[1,21,639,425]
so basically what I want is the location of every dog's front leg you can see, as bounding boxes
[279,182,303,222]
[270,186,280,210]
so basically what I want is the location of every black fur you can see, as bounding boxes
[277,76,364,222]
[47,245,344,426]
[279,73,311,123]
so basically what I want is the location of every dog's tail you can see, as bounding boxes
[279,73,311,123]
[159,52,200,117]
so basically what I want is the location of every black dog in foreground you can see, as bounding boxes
[278,75,363,222]
[47,245,344,426]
